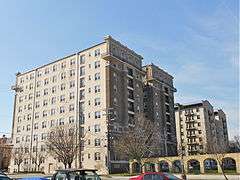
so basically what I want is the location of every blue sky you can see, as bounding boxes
[0,0,238,138]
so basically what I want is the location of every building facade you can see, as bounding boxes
[214,109,229,152]
[0,135,12,171]
[10,36,177,174]
[10,36,146,174]
[175,101,229,156]
[143,64,177,156]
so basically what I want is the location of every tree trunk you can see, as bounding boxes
[64,163,67,169]
[17,164,20,172]
[68,162,72,168]
[220,163,228,180]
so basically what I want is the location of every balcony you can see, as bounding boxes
[186,126,197,130]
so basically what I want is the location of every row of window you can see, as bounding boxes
[19,49,102,83]
[16,123,101,143]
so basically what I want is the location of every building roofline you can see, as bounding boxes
[16,42,106,77]
[143,63,174,79]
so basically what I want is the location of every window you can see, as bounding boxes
[41,133,47,140]
[26,124,31,131]
[70,59,75,66]
[42,121,47,128]
[51,97,56,104]
[53,65,57,71]
[94,98,101,106]
[27,114,31,120]
[127,78,133,88]
[61,62,66,69]
[69,116,74,124]
[52,86,56,93]
[29,83,33,90]
[60,95,65,102]
[80,89,85,100]
[70,81,75,88]
[94,85,100,93]
[17,126,21,132]
[16,137,20,143]
[43,100,48,106]
[51,108,56,115]
[69,92,75,100]
[27,104,32,110]
[94,139,101,146]
[60,106,65,113]
[80,55,85,64]
[94,152,101,160]
[34,123,38,130]
[127,67,133,76]
[44,88,48,95]
[61,72,66,80]
[52,76,57,83]
[94,61,100,68]
[43,110,47,117]
[35,112,40,119]
[36,91,41,98]
[94,73,100,80]
[94,49,100,57]
[36,81,41,88]
[61,83,66,90]
[50,120,55,127]
[33,135,38,141]
[69,104,74,112]
[95,111,101,119]
[80,78,85,88]
[94,125,100,132]
[70,69,75,77]
[45,68,49,74]
[59,118,64,125]
[44,78,49,85]
[197,115,200,119]
[80,66,85,76]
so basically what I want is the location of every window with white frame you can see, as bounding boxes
[94,98,101,106]
[94,111,101,119]
[94,73,100,80]
[80,55,85,64]
[94,61,100,68]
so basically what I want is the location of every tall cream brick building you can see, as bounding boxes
[143,64,177,156]
[175,100,229,156]
[10,36,177,174]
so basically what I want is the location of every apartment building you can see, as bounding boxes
[175,100,229,156]
[143,64,177,156]
[214,109,229,152]
[10,36,145,174]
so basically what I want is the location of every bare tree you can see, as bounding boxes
[31,151,46,171]
[114,114,162,173]
[45,125,78,169]
[11,146,25,172]
[233,136,240,151]
[207,142,229,180]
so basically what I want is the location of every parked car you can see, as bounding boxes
[129,172,181,180]
[51,169,101,180]
[0,171,11,180]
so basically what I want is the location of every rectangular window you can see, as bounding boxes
[94,85,100,93]
[80,55,85,64]
[80,66,85,76]
[80,89,85,100]
[94,139,101,146]
[69,104,74,112]
[94,111,101,119]
[70,81,75,88]
[94,61,100,68]
[94,73,100,80]
[94,98,101,106]
[80,78,85,88]
[94,49,100,57]
[70,69,75,77]
[94,124,101,132]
